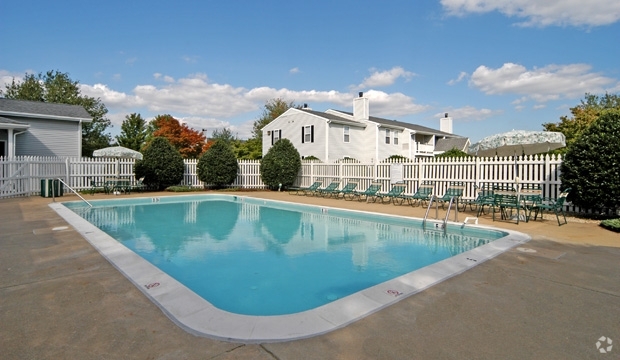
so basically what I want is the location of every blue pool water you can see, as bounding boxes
[64,195,506,316]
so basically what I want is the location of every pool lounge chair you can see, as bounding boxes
[315,181,341,197]
[288,181,322,196]
[436,182,466,211]
[348,182,382,202]
[333,181,358,199]
[469,183,495,216]
[403,182,434,207]
[376,182,407,205]
[529,188,571,226]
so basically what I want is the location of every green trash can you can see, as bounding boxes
[41,179,63,197]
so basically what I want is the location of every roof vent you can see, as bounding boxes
[359,92,363,98]
[445,113,449,118]
[303,103,308,108]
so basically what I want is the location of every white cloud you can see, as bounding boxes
[469,62,619,102]
[434,106,502,122]
[1,70,428,139]
[448,71,468,85]
[441,0,620,27]
[182,55,199,63]
[289,67,300,74]
[352,67,416,90]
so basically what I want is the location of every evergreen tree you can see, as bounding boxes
[116,113,147,151]
[197,140,238,188]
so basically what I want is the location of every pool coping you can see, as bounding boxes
[49,195,530,343]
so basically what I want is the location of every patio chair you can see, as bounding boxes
[315,181,341,197]
[348,182,382,202]
[529,188,571,226]
[403,182,434,207]
[288,181,322,196]
[469,184,495,216]
[491,190,523,224]
[376,182,407,205]
[333,181,358,199]
[436,182,466,211]
[89,177,108,195]
[132,177,146,192]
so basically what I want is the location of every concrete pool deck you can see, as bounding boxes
[1,191,619,359]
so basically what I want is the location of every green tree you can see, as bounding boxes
[135,137,184,190]
[252,98,300,141]
[211,127,237,144]
[543,93,620,154]
[260,138,301,189]
[560,109,620,212]
[436,148,471,158]
[197,140,238,188]
[2,70,112,156]
[116,113,147,151]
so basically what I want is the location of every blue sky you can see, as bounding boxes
[1,0,619,141]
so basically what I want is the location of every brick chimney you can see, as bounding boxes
[353,92,369,120]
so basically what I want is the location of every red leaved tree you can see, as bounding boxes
[149,115,206,159]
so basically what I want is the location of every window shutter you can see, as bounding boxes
[311,125,314,142]
[271,131,274,145]
[301,127,305,143]
[279,130,282,140]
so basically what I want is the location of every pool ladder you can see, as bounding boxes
[422,195,458,234]
[53,178,93,207]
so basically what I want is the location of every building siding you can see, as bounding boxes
[263,110,328,160]
[14,118,80,157]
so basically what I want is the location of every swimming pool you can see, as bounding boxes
[52,194,530,342]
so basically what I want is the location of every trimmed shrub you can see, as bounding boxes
[260,139,301,189]
[135,137,184,190]
[600,218,620,232]
[196,140,239,188]
[561,109,620,212]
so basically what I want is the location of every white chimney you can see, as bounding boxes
[353,92,369,120]
[440,113,453,134]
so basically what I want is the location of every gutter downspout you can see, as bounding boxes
[12,129,28,157]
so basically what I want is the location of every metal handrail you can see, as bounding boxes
[443,197,454,234]
[422,195,435,229]
[53,178,93,207]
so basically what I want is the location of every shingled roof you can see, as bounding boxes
[329,110,457,137]
[0,98,92,121]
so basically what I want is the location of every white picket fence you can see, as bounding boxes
[0,155,567,204]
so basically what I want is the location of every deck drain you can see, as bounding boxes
[466,257,478,262]
[517,247,537,253]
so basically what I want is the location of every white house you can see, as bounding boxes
[262,93,469,162]
[0,98,92,158]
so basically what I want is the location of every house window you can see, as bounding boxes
[343,126,350,143]
[394,131,399,145]
[301,125,314,143]
[385,129,390,144]
[271,129,281,145]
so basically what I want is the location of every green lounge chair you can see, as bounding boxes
[469,184,495,216]
[288,181,322,196]
[529,188,571,226]
[437,182,466,211]
[349,182,382,202]
[404,182,434,207]
[333,181,358,199]
[491,190,523,224]
[315,181,341,197]
[376,182,407,205]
